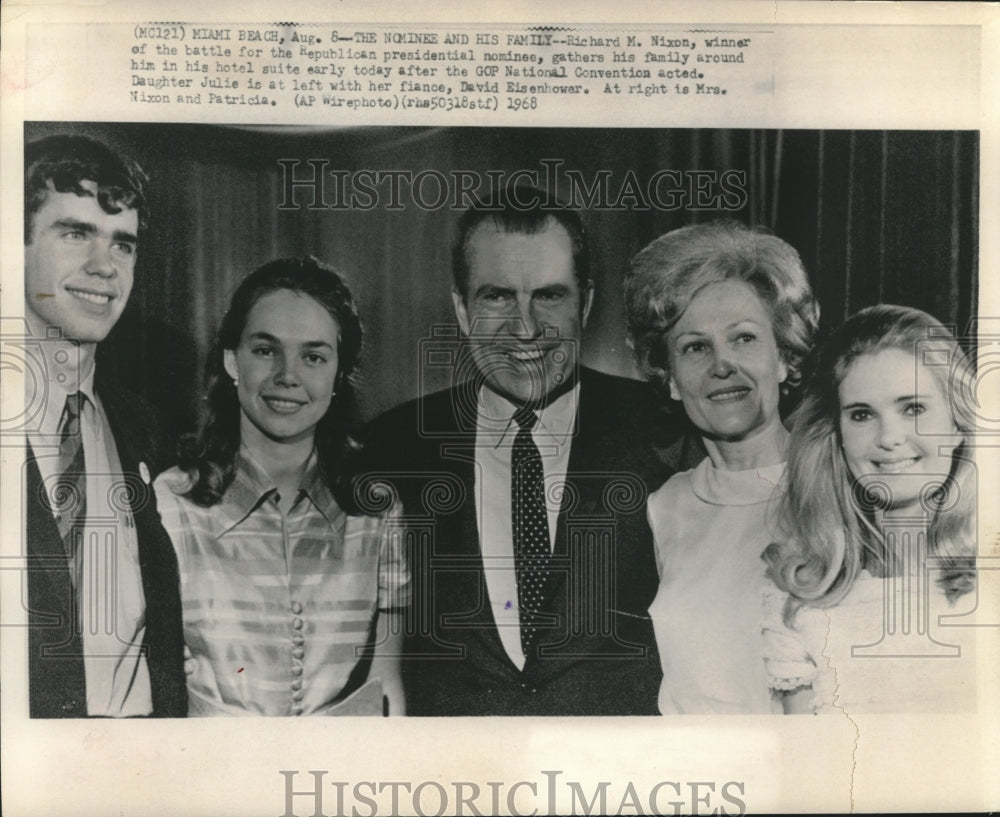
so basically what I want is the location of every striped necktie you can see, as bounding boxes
[54,391,87,585]
[511,407,551,660]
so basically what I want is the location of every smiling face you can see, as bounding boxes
[24,181,138,344]
[667,279,788,443]
[452,220,593,407]
[839,347,962,513]
[224,289,340,448]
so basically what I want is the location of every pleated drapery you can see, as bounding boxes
[26,124,977,446]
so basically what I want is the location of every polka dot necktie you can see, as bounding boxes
[511,407,551,661]
[55,391,87,589]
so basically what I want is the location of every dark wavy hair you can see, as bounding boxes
[25,134,149,242]
[177,257,364,511]
[764,304,977,622]
[452,184,591,302]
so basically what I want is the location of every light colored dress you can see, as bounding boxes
[647,458,784,714]
[764,569,979,714]
[154,448,410,716]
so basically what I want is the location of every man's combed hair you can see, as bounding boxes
[176,257,364,513]
[451,184,591,300]
[763,304,977,622]
[25,134,149,241]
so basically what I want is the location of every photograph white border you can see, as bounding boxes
[2,2,997,815]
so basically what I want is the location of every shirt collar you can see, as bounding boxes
[35,364,98,437]
[217,446,341,534]
[299,455,341,524]
[477,382,580,448]
[76,365,97,406]
[690,457,787,507]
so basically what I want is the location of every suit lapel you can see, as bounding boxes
[546,373,596,602]
[26,441,88,716]
[94,385,156,586]
[24,443,64,556]
[97,385,139,473]
[96,381,187,717]
[437,389,517,665]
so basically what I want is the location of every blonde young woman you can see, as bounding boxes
[763,304,978,714]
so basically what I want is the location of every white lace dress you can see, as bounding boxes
[763,570,979,714]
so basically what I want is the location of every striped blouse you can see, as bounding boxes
[154,449,409,716]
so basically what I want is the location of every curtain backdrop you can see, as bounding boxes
[24,123,979,446]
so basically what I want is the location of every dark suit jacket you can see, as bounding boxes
[25,376,187,718]
[361,367,698,715]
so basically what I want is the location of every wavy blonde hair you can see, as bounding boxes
[763,304,977,622]
[624,221,819,405]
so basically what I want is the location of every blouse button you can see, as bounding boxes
[290,600,303,615]
[292,647,305,659]
[291,662,304,677]
[291,679,303,691]
[291,632,305,646]
[291,704,304,715]
[291,690,304,703]
[291,616,304,630]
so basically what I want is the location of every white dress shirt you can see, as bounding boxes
[27,365,152,716]
[474,384,579,669]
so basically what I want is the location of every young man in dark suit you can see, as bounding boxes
[363,187,692,715]
[22,134,186,717]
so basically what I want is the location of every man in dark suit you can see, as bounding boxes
[22,134,186,717]
[363,187,691,715]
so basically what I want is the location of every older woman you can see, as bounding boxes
[624,221,819,714]
[155,257,409,716]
